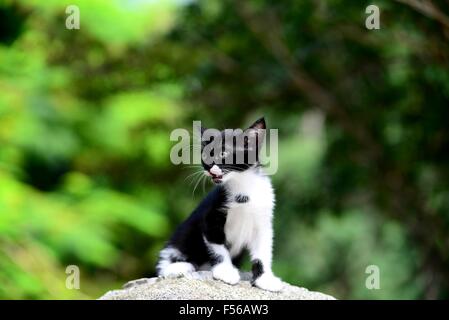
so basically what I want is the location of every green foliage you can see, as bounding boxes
[1,0,449,299]
[0,0,177,299]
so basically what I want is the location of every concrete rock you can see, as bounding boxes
[99,271,336,300]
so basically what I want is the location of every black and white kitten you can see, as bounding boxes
[156,117,283,292]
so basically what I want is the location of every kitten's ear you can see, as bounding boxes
[248,117,266,130]
[200,126,207,136]
[245,117,266,148]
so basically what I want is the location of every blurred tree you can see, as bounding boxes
[1,0,449,299]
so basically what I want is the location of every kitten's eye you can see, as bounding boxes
[219,151,229,158]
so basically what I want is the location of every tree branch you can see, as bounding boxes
[396,0,449,29]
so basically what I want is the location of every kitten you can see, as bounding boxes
[156,117,283,292]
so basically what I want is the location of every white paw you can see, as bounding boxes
[212,263,240,285]
[160,262,195,278]
[254,273,284,292]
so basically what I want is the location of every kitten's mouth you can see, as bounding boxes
[211,174,223,184]
[206,171,223,184]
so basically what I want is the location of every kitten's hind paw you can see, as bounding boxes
[253,273,284,292]
[212,263,240,285]
[235,194,249,203]
[159,262,195,278]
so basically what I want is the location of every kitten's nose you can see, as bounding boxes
[208,165,223,184]
[209,165,223,177]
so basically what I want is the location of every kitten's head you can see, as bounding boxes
[200,117,266,184]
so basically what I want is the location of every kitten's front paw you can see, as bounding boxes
[159,262,195,278]
[212,263,240,285]
[254,273,284,292]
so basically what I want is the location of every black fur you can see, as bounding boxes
[251,259,264,282]
[165,185,230,267]
[235,194,249,203]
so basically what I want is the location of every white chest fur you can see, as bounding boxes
[223,169,275,257]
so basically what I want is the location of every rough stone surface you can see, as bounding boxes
[99,271,336,300]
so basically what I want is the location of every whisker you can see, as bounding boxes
[184,170,203,182]
[202,174,206,194]
[188,174,205,187]
[221,165,246,172]
[192,174,204,198]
